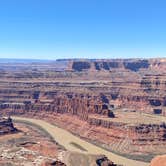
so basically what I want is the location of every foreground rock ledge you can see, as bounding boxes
[150,155,166,166]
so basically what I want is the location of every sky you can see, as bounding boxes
[0,0,165,60]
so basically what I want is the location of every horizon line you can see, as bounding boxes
[0,57,165,61]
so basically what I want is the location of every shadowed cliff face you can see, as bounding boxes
[123,60,149,71]
[93,59,150,71]
[72,61,91,71]
[0,117,17,135]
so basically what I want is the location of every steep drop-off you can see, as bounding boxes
[0,58,165,159]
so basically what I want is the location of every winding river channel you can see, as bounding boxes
[13,116,149,166]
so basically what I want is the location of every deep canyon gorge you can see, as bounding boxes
[0,58,166,166]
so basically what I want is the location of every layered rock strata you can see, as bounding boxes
[0,58,165,158]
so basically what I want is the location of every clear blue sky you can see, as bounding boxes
[0,0,165,59]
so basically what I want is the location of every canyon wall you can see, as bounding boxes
[0,58,166,157]
[0,58,165,117]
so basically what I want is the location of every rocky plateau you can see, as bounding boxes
[0,58,166,164]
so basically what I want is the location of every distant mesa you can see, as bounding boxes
[70,59,151,72]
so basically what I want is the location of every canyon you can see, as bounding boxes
[0,117,117,166]
[0,58,166,165]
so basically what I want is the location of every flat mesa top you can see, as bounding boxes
[89,110,164,125]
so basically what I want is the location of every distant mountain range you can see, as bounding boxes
[0,58,55,63]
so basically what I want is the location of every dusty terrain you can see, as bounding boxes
[0,122,63,166]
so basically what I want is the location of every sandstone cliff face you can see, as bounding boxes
[87,116,166,154]
[0,58,165,159]
[0,59,165,137]
[0,92,113,120]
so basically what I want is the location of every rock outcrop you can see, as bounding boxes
[96,155,117,166]
[150,155,166,166]
[41,160,66,166]
[0,117,17,135]
[59,151,117,166]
